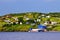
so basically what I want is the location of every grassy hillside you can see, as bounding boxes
[0,12,60,32]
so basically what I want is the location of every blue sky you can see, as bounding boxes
[0,0,60,16]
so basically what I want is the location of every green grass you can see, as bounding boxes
[0,12,60,32]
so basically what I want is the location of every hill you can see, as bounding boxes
[0,12,60,32]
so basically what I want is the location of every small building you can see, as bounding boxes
[46,15,50,18]
[37,19,41,22]
[12,17,18,21]
[4,20,11,23]
[51,21,57,25]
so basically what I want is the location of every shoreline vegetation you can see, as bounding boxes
[0,12,60,32]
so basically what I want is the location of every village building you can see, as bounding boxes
[4,20,10,23]
[20,22,23,25]
[37,19,41,22]
[44,21,48,25]
[46,15,51,18]
[51,21,57,25]
[12,17,18,21]
[25,18,30,20]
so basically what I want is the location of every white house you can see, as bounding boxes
[20,22,23,25]
[4,20,11,23]
[26,18,30,20]
[37,19,41,22]
[51,21,57,25]
[41,14,45,17]
[44,21,48,25]
[46,16,50,18]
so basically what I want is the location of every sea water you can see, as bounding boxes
[0,32,60,40]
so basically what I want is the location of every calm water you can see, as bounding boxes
[0,32,60,40]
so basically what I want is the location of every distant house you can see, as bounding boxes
[4,20,10,23]
[20,22,23,25]
[25,18,30,20]
[51,21,57,25]
[44,21,48,25]
[26,22,30,24]
[37,19,41,22]
[46,15,50,18]
[41,14,45,18]
[26,19,34,24]
[12,17,18,21]
[15,22,18,24]
[41,14,45,17]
